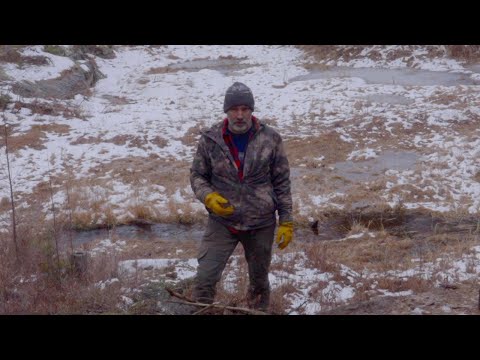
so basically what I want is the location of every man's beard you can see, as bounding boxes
[228,118,252,134]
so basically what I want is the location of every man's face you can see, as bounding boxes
[227,105,253,134]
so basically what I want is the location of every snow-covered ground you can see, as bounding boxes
[1,45,480,314]
[1,45,479,218]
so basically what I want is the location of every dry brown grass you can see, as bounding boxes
[146,56,249,76]
[150,136,169,148]
[296,45,366,63]
[12,155,202,230]
[387,184,437,203]
[445,45,480,63]
[127,204,155,221]
[109,135,149,149]
[2,125,43,151]
[89,156,191,190]
[101,94,136,106]
[69,134,104,145]
[428,92,462,106]
[179,123,204,147]
[474,171,480,183]
[0,215,129,314]
[216,274,250,310]
[12,266,124,314]
[146,66,180,75]
[304,242,339,273]
[308,231,415,273]
[72,134,151,149]
[375,276,432,293]
[269,282,296,314]
[297,45,480,69]
[70,211,104,231]
[1,204,478,314]
[13,100,85,119]
[164,199,203,225]
[0,93,11,109]
[0,46,50,67]
[0,124,71,151]
[284,132,354,166]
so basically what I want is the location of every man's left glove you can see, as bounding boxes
[276,222,293,250]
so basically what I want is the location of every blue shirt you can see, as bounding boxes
[232,128,252,164]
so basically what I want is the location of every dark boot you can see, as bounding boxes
[247,286,270,312]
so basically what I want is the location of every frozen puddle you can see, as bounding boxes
[71,222,205,246]
[334,151,419,182]
[290,66,480,86]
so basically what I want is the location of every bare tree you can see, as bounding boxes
[47,155,60,270]
[2,114,19,261]
[61,149,74,255]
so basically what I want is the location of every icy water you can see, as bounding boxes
[71,211,479,246]
[334,151,419,182]
[290,66,480,86]
[71,222,205,246]
[298,210,480,242]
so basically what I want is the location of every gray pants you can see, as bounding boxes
[193,217,276,310]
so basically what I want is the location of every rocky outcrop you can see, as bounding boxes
[11,58,105,100]
[68,45,116,60]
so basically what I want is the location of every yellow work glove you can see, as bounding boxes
[204,192,234,217]
[276,222,293,250]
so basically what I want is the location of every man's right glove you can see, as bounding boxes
[204,192,234,217]
[276,222,293,250]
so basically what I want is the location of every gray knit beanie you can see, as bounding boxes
[223,82,254,113]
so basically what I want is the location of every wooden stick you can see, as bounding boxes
[166,299,268,315]
[166,287,195,302]
[165,288,267,315]
[192,303,215,315]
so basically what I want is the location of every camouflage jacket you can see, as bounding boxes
[190,118,292,231]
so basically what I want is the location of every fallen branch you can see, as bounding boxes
[192,303,215,315]
[166,287,195,302]
[166,287,268,315]
[287,300,308,315]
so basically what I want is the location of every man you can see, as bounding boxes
[190,82,293,311]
